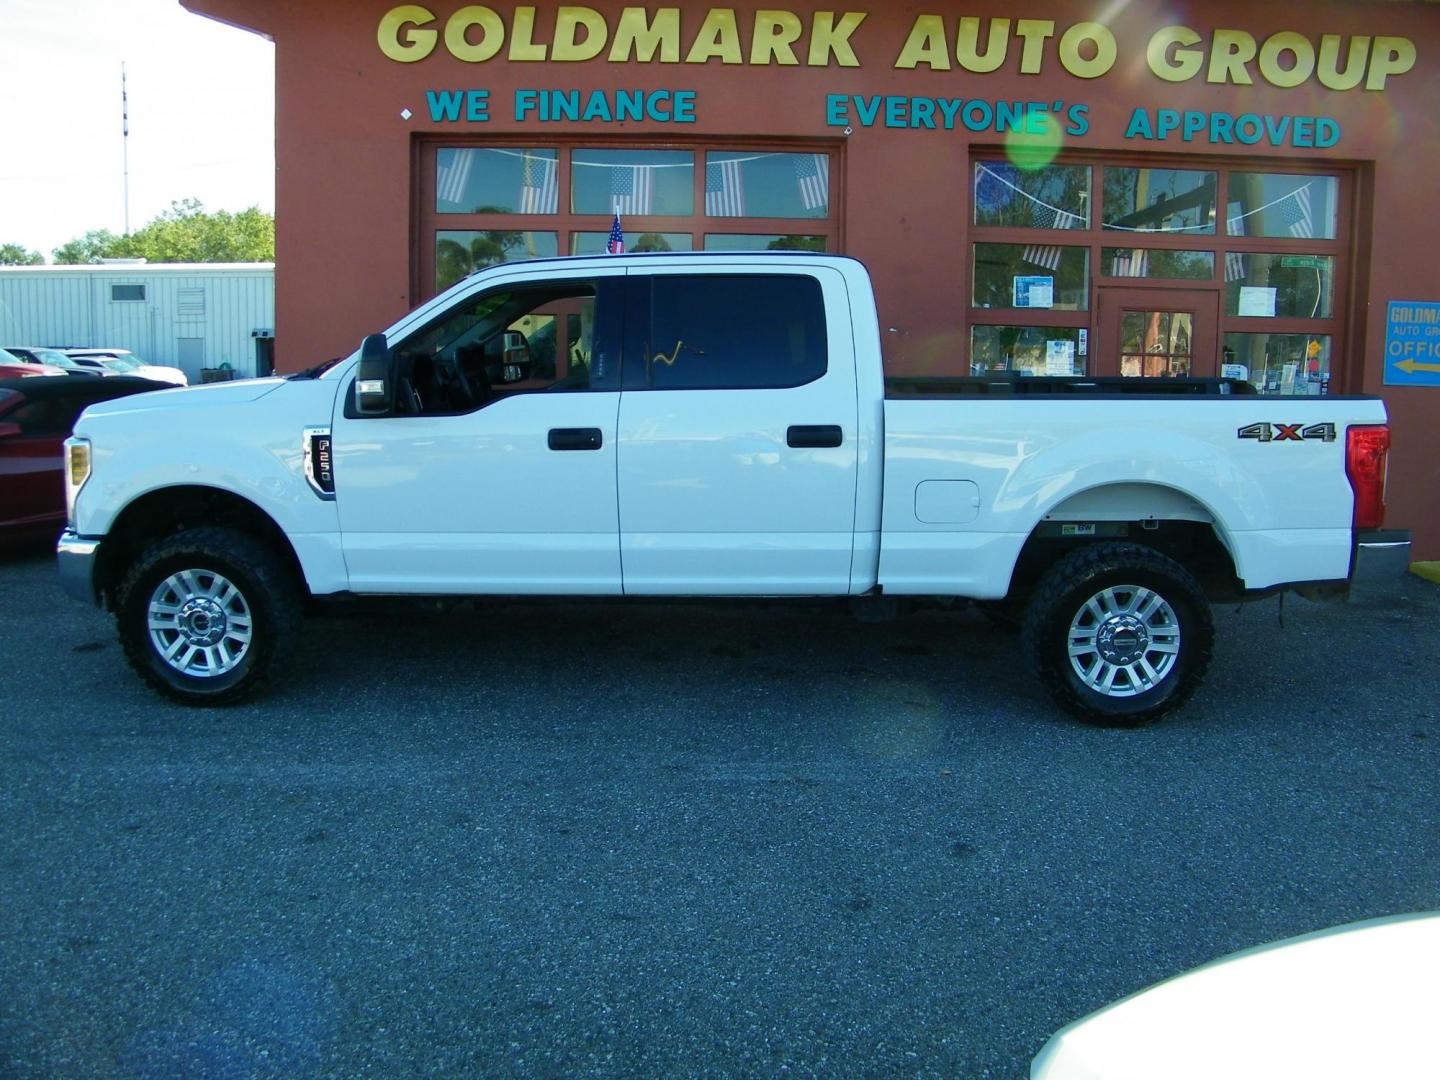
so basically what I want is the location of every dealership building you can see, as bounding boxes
[184,0,1440,557]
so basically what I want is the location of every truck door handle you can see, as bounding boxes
[547,427,604,451]
[787,425,843,449]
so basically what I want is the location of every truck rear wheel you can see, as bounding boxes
[115,526,302,705]
[1022,542,1213,726]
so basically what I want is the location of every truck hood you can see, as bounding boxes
[82,377,285,416]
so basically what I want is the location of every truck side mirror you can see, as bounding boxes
[354,334,394,416]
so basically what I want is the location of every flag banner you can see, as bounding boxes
[1226,201,1248,282]
[610,164,652,215]
[437,150,474,207]
[1030,202,1084,231]
[1022,245,1065,272]
[519,153,558,214]
[1283,185,1314,239]
[795,154,830,211]
[1112,249,1149,277]
[606,212,624,254]
[706,159,745,216]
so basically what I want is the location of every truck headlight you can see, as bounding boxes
[64,437,91,529]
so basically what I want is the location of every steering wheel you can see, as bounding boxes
[434,350,477,410]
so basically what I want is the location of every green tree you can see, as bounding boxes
[51,200,275,265]
[0,243,44,265]
[52,230,120,264]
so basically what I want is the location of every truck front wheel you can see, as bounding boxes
[1022,542,1213,726]
[115,527,302,705]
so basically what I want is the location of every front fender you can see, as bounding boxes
[72,379,347,593]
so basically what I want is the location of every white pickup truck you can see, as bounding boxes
[57,253,1391,724]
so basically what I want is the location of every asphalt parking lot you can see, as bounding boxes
[2,549,1438,1079]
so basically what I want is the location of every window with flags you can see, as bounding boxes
[436,148,559,214]
[967,157,1348,392]
[424,141,840,294]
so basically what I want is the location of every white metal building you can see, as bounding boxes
[0,263,275,380]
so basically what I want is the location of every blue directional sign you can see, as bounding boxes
[1384,301,1440,387]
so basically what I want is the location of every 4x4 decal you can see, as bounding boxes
[1237,422,1337,443]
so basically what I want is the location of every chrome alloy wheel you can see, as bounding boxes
[146,569,254,678]
[1066,584,1181,698]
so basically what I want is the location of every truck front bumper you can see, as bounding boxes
[57,530,103,606]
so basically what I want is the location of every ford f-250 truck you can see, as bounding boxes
[56,254,1391,724]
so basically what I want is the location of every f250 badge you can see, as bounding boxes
[303,426,336,498]
[1237,422,1337,443]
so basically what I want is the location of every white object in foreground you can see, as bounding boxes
[1031,911,1440,1080]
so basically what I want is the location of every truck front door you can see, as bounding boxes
[330,270,625,594]
[616,268,860,594]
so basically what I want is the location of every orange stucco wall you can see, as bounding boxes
[184,0,1440,556]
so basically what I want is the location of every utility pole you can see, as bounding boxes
[121,62,130,235]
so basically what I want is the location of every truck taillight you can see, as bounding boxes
[1345,425,1390,530]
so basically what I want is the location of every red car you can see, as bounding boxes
[0,375,167,548]
[0,346,65,379]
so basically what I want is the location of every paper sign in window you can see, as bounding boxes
[1045,340,1076,375]
[1238,286,1277,317]
[1013,276,1054,309]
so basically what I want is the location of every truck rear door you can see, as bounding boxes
[615,266,859,594]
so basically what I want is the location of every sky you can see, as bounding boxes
[0,0,274,260]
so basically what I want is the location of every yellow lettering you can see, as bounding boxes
[685,9,743,64]
[1014,19,1054,74]
[1057,21,1116,78]
[1147,26,1202,81]
[378,5,438,62]
[1317,34,1369,91]
[444,5,503,62]
[1367,36,1415,90]
[508,6,548,61]
[609,7,681,62]
[552,6,607,61]
[895,15,951,70]
[751,10,803,65]
[1207,29,1256,84]
[1257,31,1315,88]
[956,17,1008,73]
[808,11,866,67]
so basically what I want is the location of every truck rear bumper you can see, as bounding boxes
[57,530,103,606]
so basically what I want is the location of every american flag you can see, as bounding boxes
[1282,185,1313,238]
[706,159,745,216]
[436,149,474,208]
[1022,245,1065,272]
[610,164,652,215]
[1226,203,1247,282]
[1111,248,1149,277]
[795,153,829,211]
[1021,200,1078,273]
[1030,202,1083,231]
[519,153,557,214]
[606,211,624,254]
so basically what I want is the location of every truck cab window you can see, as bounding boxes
[391,279,617,414]
[638,274,827,391]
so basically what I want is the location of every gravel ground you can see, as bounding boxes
[2,549,1438,1078]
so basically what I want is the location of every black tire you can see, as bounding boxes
[1021,542,1213,726]
[115,526,302,705]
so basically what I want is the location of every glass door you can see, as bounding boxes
[1097,287,1219,379]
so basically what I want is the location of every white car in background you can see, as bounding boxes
[1031,911,1440,1080]
[62,349,189,386]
